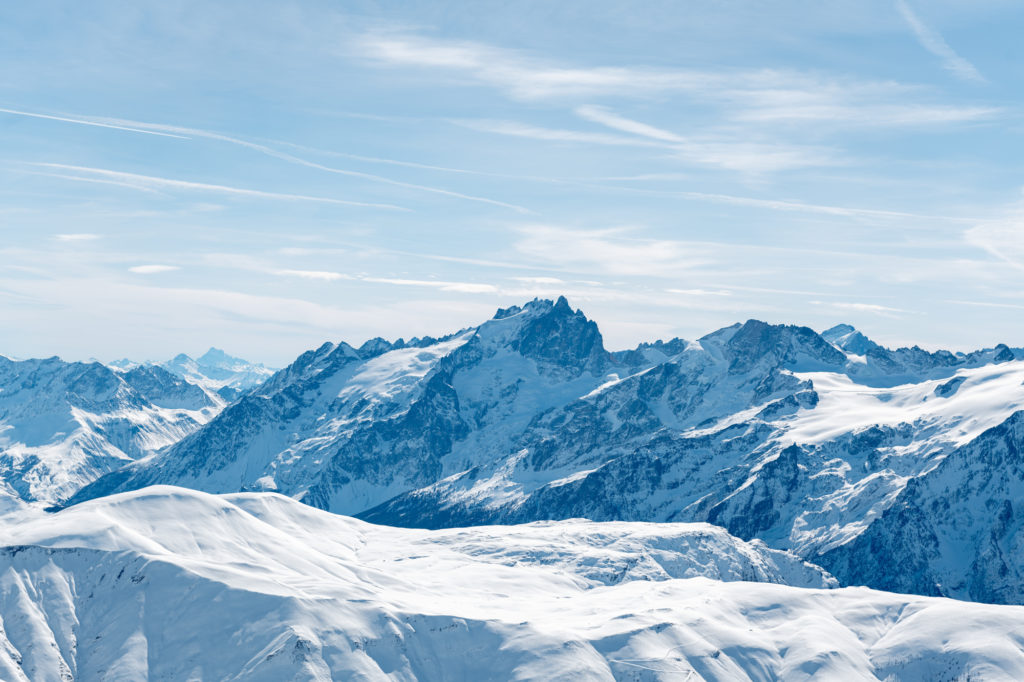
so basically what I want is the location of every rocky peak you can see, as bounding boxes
[197,347,240,369]
[822,324,881,356]
[508,297,609,374]
[358,337,397,357]
[822,323,855,338]
[65,362,128,405]
[703,320,846,373]
[121,365,215,410]
[994,343,1016,363]
[492,304,523,320]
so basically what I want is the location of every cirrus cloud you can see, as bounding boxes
[129,264,180,275]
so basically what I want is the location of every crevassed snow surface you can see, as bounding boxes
[2,487,1023,681]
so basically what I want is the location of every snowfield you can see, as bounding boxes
[3,486,1024,681]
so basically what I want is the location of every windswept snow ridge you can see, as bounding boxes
[4,487,1024,681]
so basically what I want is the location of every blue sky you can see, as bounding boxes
[2,0,1023,365]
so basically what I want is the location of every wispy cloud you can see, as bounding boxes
[4,106,529,213]
[22,168,166,194]
[357,31,997,127]
[129,264,179,274]
[270,264,499,292]
[947,299,1024,311]
[363,277,498,294]
[470,101,989,174]
[896,0,986,83]
[275,269,351,281]
[29,163,409,211]
[550,180,975,223]
[279,141,493,176]
[810,300,907,316]
[575,106,684,143]
[964,220,1024,269]
[572,104,986,171]
[459,117,837,173]
[665,190,969,222]
[666,288,732,297]
[0,107,190,139]
[454,119,654,147]
[511,276,566,286]
[54,233,100,242]
[514,225,714,277]
[355,32,703,100]
[508,224,987,296]
[732,99,995,126]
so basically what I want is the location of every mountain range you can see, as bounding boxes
[0,356,217,512]
[110,347,275,401]
[0,347,274,513]
[33,296,1023,607]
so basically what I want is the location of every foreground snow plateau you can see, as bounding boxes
[3,487,1024,681]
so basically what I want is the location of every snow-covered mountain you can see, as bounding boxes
[5,486,1024,681]
[64,298,1024,604]
[821,409,1024,604]
[0,357,220,509]
[73,298,610,512]
[111,347,275,401]
[161,347,275,399]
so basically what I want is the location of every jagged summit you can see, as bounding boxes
[357,337,396,356]
[993,343,1015,363]
[823,323,856,337]
[503,297,608,372]
[494,294,572,320]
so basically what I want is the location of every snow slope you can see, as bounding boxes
[4,487,1024,681]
